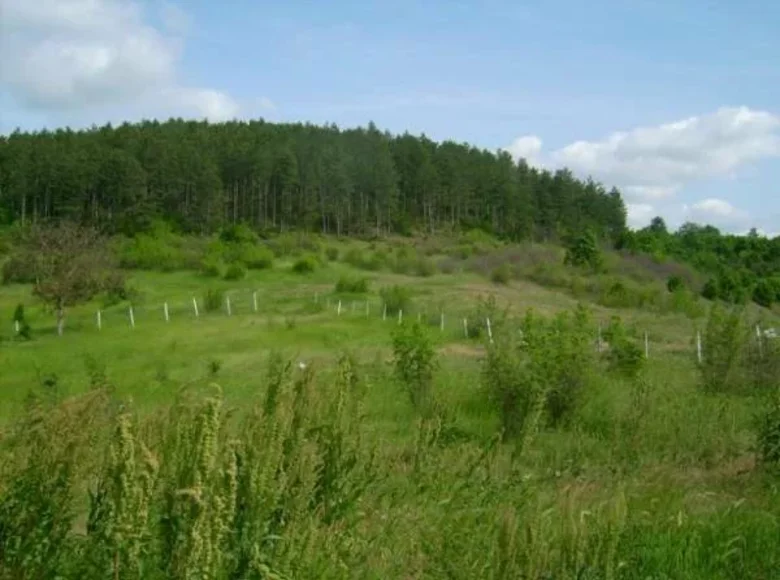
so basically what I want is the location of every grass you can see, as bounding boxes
[1,235,779,578]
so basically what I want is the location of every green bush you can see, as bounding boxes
[380,285,412,316]
[391,321,438,414]
[219,223,258,245]
[292,255,318,274]
[491,263,512,285]
[1,254,36,284]
[757,389,780,472]
[203,288,225,313]
[224,263,246,281]
[602,316,646,379]
[237,245,274,270]
[326,246,340,261]
[667,275,685,293]
[335,276,370,294]
[118,233,186,271]
[414,257,437,277]
[200,257,225,278]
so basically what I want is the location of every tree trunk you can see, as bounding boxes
[56,307,65,336]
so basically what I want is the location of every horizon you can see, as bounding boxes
[1,0,778,236]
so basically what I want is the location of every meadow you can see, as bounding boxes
[1,233,779,579]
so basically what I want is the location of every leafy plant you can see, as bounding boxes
[380,285,412,316]
[224,262,247,281]
[391,321,438,414]
[292,255,318,274]
[203,288,225,313]
[335,276,370,294]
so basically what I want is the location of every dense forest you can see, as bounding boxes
[1,118,779,306]
[0,119,626,242]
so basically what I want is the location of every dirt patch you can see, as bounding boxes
[438,343,485,358]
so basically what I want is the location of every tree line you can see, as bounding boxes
[0,118,627,242]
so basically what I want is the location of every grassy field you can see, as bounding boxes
[1,237,779,578]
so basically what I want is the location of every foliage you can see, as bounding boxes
[379,285,412,316]
[391,321,438,414]
[564,231,604,272]
[667,275,685,293]
[602,316,646,379]
[325,246,340,261]
[203,288,225,313]
[7,222,121,335]
[335,275,370,294]
[756,389,780,472]
[699,303,748,394]
[223,262,246,281]
[200,256,225,278]
[291,255,318,274]
[490,263,512,285]
[12,303,31,340]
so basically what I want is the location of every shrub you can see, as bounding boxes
[241,246,274,270]
[292,255,318,274]
[602,316,645,379]
[203,288,225,313]
[391,321,438,414]
[380,285,412,316]
[326,246,340,261]
[1,254,36,284]
[563,231,604,272]
[667,275,685,293]
[12,303,31,341]
[491,263,512,285]
[219,223,258,245]
[224,262,246,281]
[699,303,747,393]
[335,276,370,294]
[757,389,780,472]
[200,256,225,278]
[118,233,185,271]
[414,257,436,277]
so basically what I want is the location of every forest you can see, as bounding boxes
[0,118,779,306]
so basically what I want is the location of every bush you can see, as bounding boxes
[241,246,274,270]
[667,275,685,293]
[491,263,512,285]
[392,321,438,414]
[224,263,246,281]
[335,276,370,294]
[326,246,340,261]
[1,254,36,284]
[414,258,437,277]
[292,255,318,274]
[380,285,412,316]
[118,233,185,271]
[219,223,258,245]
[602,316,646,379]
[564,231,604,272]
[699,303,747,393]
[203,288,225,313]
[200,257,225,278]
[757,390,780,472]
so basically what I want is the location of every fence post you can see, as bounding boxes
[398,309,403,325]
[696,330,702,364]
[644,331,649,359]
[226,296,232,316]
[128,306,135,329]
[164,302,170,322]
[337,300,342,316]
[440,312,444,332]
[253,291,258,312]
[756,324,763,359]
[14,320,19,334]
[365,301,370,317]
[597,325,603,353]
[96,310,102,331]
[463,318,468,338]
[192,297,199,318]
[486,318,493,343]
[383,304,387,321]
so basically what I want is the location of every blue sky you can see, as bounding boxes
[1,0,779,233]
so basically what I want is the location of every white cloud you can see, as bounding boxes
[682,197,750,227]
[626,203,656,229]
[505,135,543,165]
[504,106,780,206]
[0,0,242,121]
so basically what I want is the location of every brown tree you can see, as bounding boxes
[15,222,120,335]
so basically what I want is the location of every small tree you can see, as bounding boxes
[563,230,603,272]
[13,222,120,336]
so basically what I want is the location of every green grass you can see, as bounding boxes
[1,237,779,578]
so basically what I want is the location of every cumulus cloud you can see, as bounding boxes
[503,107,780,231]
[682,197,750,228]
[0,0,240,121]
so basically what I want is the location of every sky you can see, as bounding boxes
[1,0,779,235]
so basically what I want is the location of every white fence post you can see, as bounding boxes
[696,330,702,364]
[14,320,19,334]
[96,311,102,331]
[756,324,763,359]
[398,309,403,325]
[192,297,199,318]
[226,296,232,316]
[486,318,493,343]
[128,306,135,329]
[383,304,387,321]
[440,312,445,332]
[337,300,342,316]
[164,302,170,322]
[463,318,468,338]
[417,312,422,323]
[597,325,603,353]
[253,291,258,312]
[644,331,649,359]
